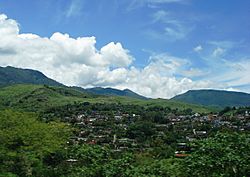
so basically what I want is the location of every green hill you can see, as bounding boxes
[0,66,63,86]
[0,66,216,113]
[0,84,90,111]
[0,66,147,100]
[0,84,213,113]
[84,87,147,100]
[171,89,250,108]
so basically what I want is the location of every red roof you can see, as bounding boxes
[175,154,190,157]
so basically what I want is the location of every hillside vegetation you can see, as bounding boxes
[84,87,147,100]
[0,84,213,113]
[0,84,89,111]
[0,66,147,100]
[172,89,250,108]
[0,66,63,86]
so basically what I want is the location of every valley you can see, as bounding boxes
[0,67,249,177]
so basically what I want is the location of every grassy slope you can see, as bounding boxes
[0,85,88,111]
[0,84,215,113]
[83,96,215,113]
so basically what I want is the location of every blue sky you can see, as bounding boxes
[0,0,250,98]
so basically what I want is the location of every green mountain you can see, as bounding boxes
[0,84,213,113]
[84,87,147,100]
[0,66,63,86]
[0,66,226,112]
[0,66,147,100]
[171,89,250,108]
[0,84,91,111]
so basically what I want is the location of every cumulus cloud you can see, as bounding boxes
[0,13,236,98]
[112,58,213,98]
[0,14,19,36]
[193,45,203,52]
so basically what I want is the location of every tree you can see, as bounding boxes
[127,121,156,142]
[0,110,71,176]
[184,132,250,177]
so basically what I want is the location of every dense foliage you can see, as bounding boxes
[0,84,213,113]
[0,84,249,177]
[184,132,250,177]
[0,66,62,86]
[0,110,71,176]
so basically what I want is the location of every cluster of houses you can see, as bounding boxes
[65,109,250,156]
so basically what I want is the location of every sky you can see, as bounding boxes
[0,0,250,98]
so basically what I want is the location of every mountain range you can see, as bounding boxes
[171,89,250,108]
[0,66,146,100]
[84,87,147,100]
[0,66,249,108]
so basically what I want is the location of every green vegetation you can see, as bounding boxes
[0,84,89,111]
[84,87,147,100]
[0,79,249,176]
[0,84,214,113]
[1,111,248,177]
[172,89,250,108]
[0,66,62,86]
[184,132,250,177]
[0,110,71,176]
[0,66,145,100]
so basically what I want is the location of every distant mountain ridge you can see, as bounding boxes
[84,87,147,100]
[2,66,250,106]
[171,89,250,108]
[0,66,147,100]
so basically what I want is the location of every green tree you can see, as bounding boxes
[0,110,71,176]
[127,121,156,142]
[184,132,250,177]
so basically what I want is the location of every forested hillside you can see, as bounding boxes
[0,66,63,86]
[172,89,250,107]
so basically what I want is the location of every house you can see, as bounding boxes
[66,159,78,162]
[114,115,123,120]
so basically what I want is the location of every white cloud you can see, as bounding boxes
[181,68,207,77]
[152,10,170,23]
[0,14,19,36]
[113,57,213,98]
[1,13,247,98]
[0,14,133,84]
[164,26,189,40]
[65,0,83,18]
[149,10,193,41]
[100,42,134,67]
[208,40,237,49]
[145,27,191,42]
[193,45,203,52]
[212,47,225,57]
[127,0,185,11]
[219,59,250,87]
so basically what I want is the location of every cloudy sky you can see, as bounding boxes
[0,0,250,98]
